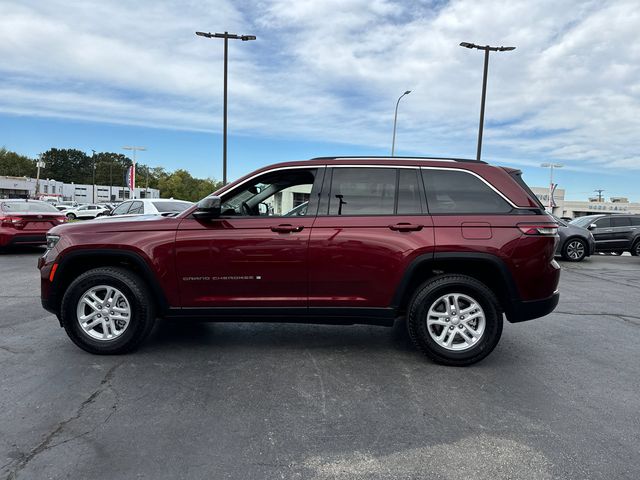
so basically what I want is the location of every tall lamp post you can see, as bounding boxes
[460,42,516,161]
[391,90,411,156]
[35,157,45,198]
[196,31,256,184]
[122,146,146,199]
[541,163,562,212]
[91,149,96,203]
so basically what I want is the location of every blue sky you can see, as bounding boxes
[1,0,639,200]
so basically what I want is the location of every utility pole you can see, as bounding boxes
[196,30,256,184]
[391,90,411,156]
[541,163,562,212]
[594,189,605,202]
[35,157,45,199]
[109,161,113,202]
[91,149,96,203]
[460,42,516,161]
[122,146,146,199]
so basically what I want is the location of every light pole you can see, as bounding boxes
[541,163,562,211]
[391,90,411,156]
[196,31,256,184]
[35,157,45,198]
[122,146,146,199]
[460,42,516,161]
[91,149,96,203]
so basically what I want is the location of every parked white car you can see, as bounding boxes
[65,204,110,220]
[103,199,193,217]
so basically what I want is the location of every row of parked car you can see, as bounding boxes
[0,198,193,248]
[555,214,640,261]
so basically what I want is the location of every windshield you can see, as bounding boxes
[570,215,601,228]
[152,201,192,213]
[1,201,60,213]
[551,215,567,227]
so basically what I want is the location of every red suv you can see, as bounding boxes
[39,157,560,365]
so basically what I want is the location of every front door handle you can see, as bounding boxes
[271,224,304,233]
[389,223,423,232]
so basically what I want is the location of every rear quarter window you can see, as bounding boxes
[421,169,512,214]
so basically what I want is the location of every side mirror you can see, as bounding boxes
[587,223,598,230]
[193,196,221,220]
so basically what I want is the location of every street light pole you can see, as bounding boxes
[196,30,256,184]
[91,149,96,203]
[35,156,45,199]
[541,163,563,211]
[391,90,411,156]
[122,146,146,199]
[460,42,516,161]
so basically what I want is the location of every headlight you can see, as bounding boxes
[46,234,60,250]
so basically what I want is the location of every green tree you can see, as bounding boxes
[40,148,91,184]
[0,147,36,177]
[157,169,221,202]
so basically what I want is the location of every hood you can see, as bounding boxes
[49,214,180,235]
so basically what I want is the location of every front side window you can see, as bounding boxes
[594,217,610,228]
[128,201,144,214]
[111,202,131,215]
[328,168,396,216]
[221,168,317,217]
[422,169,512,214]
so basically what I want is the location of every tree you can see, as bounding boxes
[0,148,36,177]
[39,148,91,184]
[157,169,221,202]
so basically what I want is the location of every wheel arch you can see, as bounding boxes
[51,249,169,316]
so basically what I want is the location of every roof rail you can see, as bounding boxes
[309,155,486,164]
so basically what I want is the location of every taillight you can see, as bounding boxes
[0,216,23,227]
[56,216,66,223]
[517,223,558,235]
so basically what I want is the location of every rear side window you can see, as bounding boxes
[328,168,396,215]
[632,217,640,226]
[611,217,631,227]
[422,169,512,214]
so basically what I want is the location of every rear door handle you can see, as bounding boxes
[389,223,423,232]
[271,224,304,233]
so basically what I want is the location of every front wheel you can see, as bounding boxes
[562,238,587,262]
[407,275,503,366]
[60,267,155,354]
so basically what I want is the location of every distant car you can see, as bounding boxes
[0,199,66,248]
[570,214,640,256]
[104,199,194,217]
[65,204,110,220]
[553,215,595,262]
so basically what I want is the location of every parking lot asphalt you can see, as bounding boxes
[1,250,639,480]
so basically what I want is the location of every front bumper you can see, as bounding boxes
[506,290,560,323]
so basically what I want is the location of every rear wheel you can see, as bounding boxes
[407,275,502,366]
[60,267,155,354]
[631,240,640,256]
[66,213,76,220]
[562,238,587,262]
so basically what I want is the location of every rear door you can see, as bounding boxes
[610,216,633,250]
[308,166,434,310]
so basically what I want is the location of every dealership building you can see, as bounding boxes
[531,187,640,218]
[0,175,159,203]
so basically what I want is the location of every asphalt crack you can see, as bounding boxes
[4,363,122,480]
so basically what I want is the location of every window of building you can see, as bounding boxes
[422,169,511,214]
[328,168,396,216]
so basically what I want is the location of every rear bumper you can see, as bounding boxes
[0,232,47,247]
[506,290,560,323]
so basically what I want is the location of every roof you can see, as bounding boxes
[309,156,486,164]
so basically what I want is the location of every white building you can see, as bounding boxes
[0,175,159,202]
[531,186,640,218]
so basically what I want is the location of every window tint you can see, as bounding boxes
[594,217,610,228]
[111,202,131,215]
[128,201,144,214]
[397,169,423,215]
[221,168,317,217]
[328,168,396,215]
[422,169,511,214]
[632,217,640,226]
[611,216,630,227]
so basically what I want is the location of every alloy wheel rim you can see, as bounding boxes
[567,240,585,260]
[76,285,131,341]
[426,293,485,351]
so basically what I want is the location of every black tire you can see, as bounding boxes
[562,238,587,262]
[60,267,155,354]
[407,274,503,366]
[631,241,640,257]
[66,213,76,220]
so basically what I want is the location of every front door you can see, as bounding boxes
[175,167,322,308]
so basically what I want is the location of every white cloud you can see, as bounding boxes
[0,0,639,170]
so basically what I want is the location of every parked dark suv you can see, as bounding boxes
[39,157,560,365]
[570,214,640,256]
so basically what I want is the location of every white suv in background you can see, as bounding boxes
[105,198,193,217]
[65,204,110,220]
